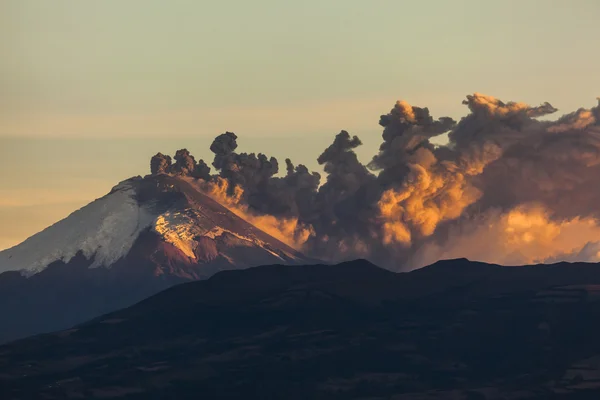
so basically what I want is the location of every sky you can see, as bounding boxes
[1,0,599,250]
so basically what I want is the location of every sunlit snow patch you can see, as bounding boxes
[0,180,156,275]
[152,209,286,261]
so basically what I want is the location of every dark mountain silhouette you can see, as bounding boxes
[4,259,600,399]
[0,174,316,343]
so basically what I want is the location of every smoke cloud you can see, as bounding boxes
[150,153,172,175]
[150,94,600,270]
[150,149,211,180]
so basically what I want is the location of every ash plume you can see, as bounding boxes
[150,153,172,175]
[171,149,196,175]
[208,132,321,219]
[369,100,456,186]
[150,149,211,179]
[149,93,600,270]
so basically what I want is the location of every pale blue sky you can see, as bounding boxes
[1,0,599,249]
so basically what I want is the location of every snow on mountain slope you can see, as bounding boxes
[0,174,309,277]
[0,179,157,275]
[153,209,289,262]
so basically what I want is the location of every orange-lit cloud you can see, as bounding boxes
[195,177,313,249]
[377,162,480,246]
[411,204,600,269]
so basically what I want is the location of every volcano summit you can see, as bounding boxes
[0,173,314,343]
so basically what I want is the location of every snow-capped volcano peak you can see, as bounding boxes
[0,175,308,277]
[0,174,315,344]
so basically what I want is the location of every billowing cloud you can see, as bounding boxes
[150,153,172,175]
[411,204,600,268]
[149,93,600,270]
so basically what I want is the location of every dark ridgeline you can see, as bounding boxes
[4,258,600,399]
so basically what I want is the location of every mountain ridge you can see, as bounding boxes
[5,258,600,399]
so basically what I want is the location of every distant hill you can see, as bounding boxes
[4,259,600,398]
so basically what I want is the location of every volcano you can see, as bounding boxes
[0,174,316,343]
